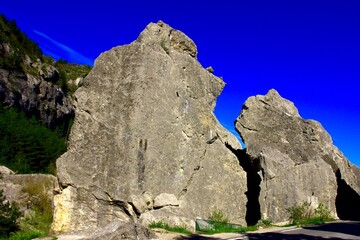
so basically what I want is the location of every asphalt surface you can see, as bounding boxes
[174,221,360,240]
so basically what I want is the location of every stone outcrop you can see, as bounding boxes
[0,53,74,128]
[235,89,360,223]
[51,221,157,240]
[0,166,58,216]
[53,21,246,233]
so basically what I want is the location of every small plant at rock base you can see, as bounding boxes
[287,202,311,225]
[260,219,272,227]
[314,203,333,222]
[195,210,258,234]
[209,209,228,223]
[287,202,334,226]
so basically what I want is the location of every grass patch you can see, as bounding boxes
[19,179,53,236]
[256,218,273,228]
[0,230,44,240]
[148,221,192,234]
[198,222,257,234]
[196,210,258,234]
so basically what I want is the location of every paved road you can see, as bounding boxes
[245,221,360,240]
[175,221,360,240]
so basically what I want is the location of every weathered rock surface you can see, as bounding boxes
[0,59,74,128]
[46,221,157,240]
[235,89,360,223]
[352,164,360,187]
[53,21,246,233]
[0,166,58,214]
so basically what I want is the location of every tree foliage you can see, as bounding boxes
[0,105,67,174]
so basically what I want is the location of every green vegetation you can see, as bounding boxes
[0,14,92,95]
[0,190,21,238]
[199,222,257,234]
[0,231,44,240]
[148,221,192,234]
[0,104,67,174]
[259,218,272,227]
[0,14,42,71]
[200,209,257,234]
[209,209,229,223]
[55,58,92,94]
[287,202,334,226]
[18,179,54,236]
[0,179,55,239]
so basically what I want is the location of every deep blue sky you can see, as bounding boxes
[1,1,359,166]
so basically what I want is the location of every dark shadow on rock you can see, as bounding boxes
[335,170,360,220]
[225,143,261,226]
[303,221,360,237]
[246,232,346,240]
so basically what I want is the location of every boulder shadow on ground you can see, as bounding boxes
[303,221,360,237]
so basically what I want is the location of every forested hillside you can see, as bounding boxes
[0,14,91,174]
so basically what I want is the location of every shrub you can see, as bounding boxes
[314,203,333,221]
[260,219,272,227]
[209,209,228,223]
[0,190,21,238]
[287,202,334,226]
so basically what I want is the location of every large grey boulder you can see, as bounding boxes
[235,89,360,223]
[53,21,246,233]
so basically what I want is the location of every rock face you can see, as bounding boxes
[54,221,157,240]
[0,166,58,216]
[235,89,360,223]
[0,56,74,128]
[53,21,246,233]
[352,164,360,187]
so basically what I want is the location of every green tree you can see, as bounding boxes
[0,105,67,174]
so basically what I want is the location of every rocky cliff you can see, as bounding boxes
[0,55,74,128]
[235,89,360,223]
[53,21,246,233]
[0,14,91,129]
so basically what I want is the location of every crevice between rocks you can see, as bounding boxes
[178,149,206,198]
[321,155,360,220]
[225,143,262,226]
[335,169,360,220]
[92,192,139,220]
